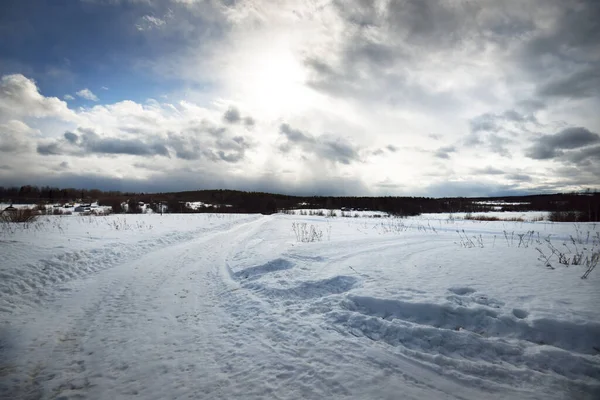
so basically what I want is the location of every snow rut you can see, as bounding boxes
[230,259,358,301]
[328,294,600,393]
[225,220,600,399]
[232,258,294,280]
[341,295,600,355]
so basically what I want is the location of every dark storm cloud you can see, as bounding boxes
[161,121,253,162]
[303,58,338,81]
[279,124,316,145]
[278,123,360,165]
[219,139,248,156]
[371,145,402,157]
[469,114,498,134]
[166,133,202,160]
[382,0,476,47]
[469,110,536,135]
[321,140,359,165]
[217,151,243,163]
[540,127,599,149]
[465,110,539,158]
[223,107,255,127]
[223,107,241,124]
[487,135,512,158]
[187,120,228,138]
[43,128,171,157]
[434,146,456,159]
[465,131,512,158]
[38,123,253,162]
[303,17,460,107]
[304,51,458,111]
[308,0,600,134]
[213,136,251,163]
[207,126,227,137]
[526,127,600,160]
[562,145,600,165]
[526,145,558,161]
[516,99,546,113]
[333,0,380,28]
[87,136,169,156]
[505,173,533,182]
[36,142,63,155]
[516,1,600,100]
[520,1,600,65]
[472,166,505,175]
[502,110,536,123]
[303,63,352,99]
[336,0,515,49]
[305,1,538,105]
[64,131,78,143]
[537,67,600,99]
[344,38,398,69]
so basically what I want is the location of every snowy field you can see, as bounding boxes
[418,211,548,222]
[284,208,391,218]
[284,209,548,221]
[1,213,599,399]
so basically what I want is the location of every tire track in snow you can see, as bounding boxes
[317,242,600,399]
[0,215,260,315]
[0,216,267,400]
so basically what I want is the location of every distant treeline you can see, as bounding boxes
[0,185,599,221]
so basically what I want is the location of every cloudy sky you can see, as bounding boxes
[1,0,599,196]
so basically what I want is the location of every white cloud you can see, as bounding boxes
[0,74,76,121]
[0,73,386,193]
[64,94,75,100]
[76,88,99,102]
[1,68,598,195]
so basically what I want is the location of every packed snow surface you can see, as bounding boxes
[1,213,599,399]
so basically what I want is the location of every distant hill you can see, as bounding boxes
[0,186,598,221]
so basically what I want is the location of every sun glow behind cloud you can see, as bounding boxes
[220,33,323,121]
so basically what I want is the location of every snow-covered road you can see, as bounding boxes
[1,214,599,399]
